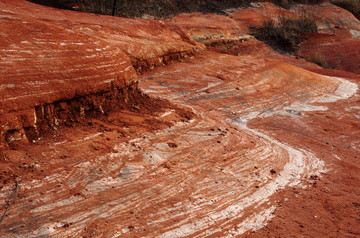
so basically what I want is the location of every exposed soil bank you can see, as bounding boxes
[3,82,185,149]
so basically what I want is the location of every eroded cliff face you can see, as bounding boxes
[1,0,360,237]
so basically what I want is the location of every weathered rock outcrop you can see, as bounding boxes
[294,2,360,38]
[0,9,137,146]
[229,2,299,27]
[298,33,360,73]
[172,12,250,44]
[229,1,360,38]
[0,0,203,147]
[1,1,360,237]
[1,49,358,237]
[226,2,360,73]
[294,3,360,73]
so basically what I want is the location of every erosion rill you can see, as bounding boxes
[1,0,360,237]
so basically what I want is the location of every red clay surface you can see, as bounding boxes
[139,51,359,237]
[1,0,360,237]
[0,0,203,147]
[298,33,360,74]
[229,2,299,27]
[294,2,360,37]
[172,12,249,44]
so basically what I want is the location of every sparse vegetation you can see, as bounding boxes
[28,0,253,18]
[307,53,333,69]
[270,0,327,9]
[28,0,333,17]
[252,14,317,52]
[330,0,360,20]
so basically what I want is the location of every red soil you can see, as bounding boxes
[294,2,360,37]
[0,0,203,147]
[298,33,360,74]
[1,0,360,237]
[139,51,360,237]
[172,12,249,44]
[247,90,360,237]
[229,2,299,27]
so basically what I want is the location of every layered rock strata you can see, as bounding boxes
[0,0,203,147]
[0,0,360,237]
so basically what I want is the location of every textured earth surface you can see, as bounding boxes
[298,33,360,74]
[1,0,360,237]
[228,2,299,27]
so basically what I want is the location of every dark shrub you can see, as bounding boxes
[307,53,334,69]
[330,0,360,20]
[252,14,317,52]
[270,0,327,9]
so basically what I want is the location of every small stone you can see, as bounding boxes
[167,142,177,148]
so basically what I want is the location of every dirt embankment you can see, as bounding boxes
[1,0,360,237]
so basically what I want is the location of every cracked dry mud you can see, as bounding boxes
[1,0,360,237]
